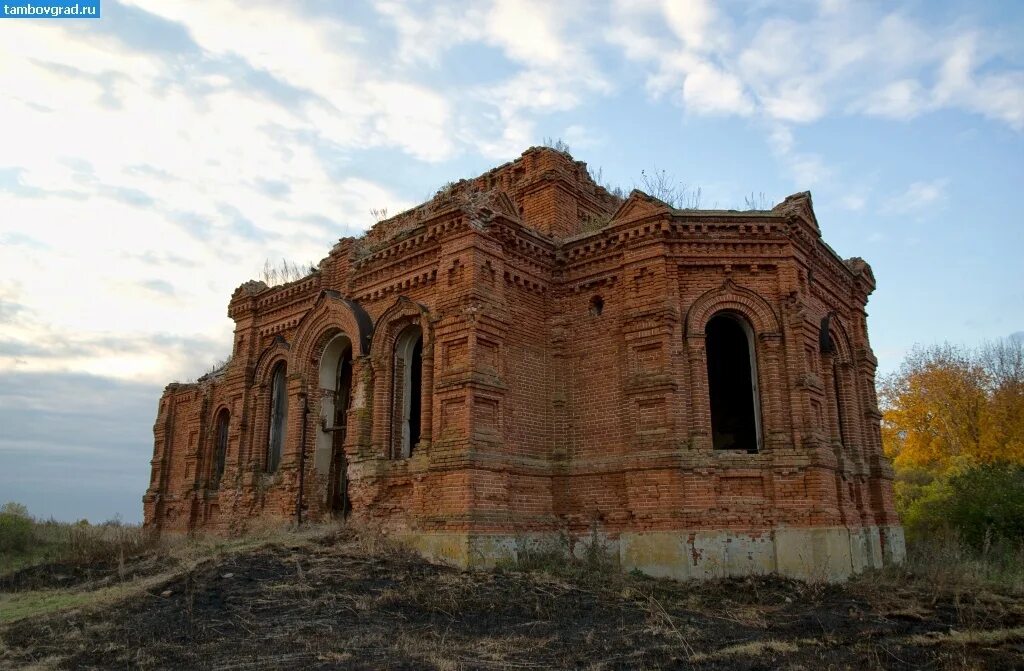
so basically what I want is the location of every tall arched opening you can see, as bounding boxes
[705,312,762,452]
[266,361,288,472]
[318,333,354,517]
[392,325,423,459]
[211,408,229,488]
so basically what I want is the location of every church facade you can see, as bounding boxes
[144,147,904,581]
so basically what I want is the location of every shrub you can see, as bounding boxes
[902,462,1024,550]
[0,502,34,553]
[942,462,1024,549]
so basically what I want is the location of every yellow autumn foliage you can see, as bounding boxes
[880,339,1024,475]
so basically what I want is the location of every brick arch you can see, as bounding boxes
[822,312,864,463]
[685,279,782,337]
[292,291,373,369]
[369,296,435,456]
[252,335,291,386]
[826,314,855,365]
[369,295,434,364]
[206,404,231,488]
[249,336,291,472]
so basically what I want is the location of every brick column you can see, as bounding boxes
[686,334,711,450]
[420,342,434,444]
[759,332,784,449]
[348,356,374,459]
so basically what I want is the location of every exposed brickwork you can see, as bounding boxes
[144,147,901,576]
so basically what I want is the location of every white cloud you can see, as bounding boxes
[483,70,583,113]
[766,124,831,187]
[562,124,603,150]
[682,62,754,116]
[859,79,929,119]
[608,2,752,117]
[661,0,729,53]
[485,0,568,67]
[882,178,950,215]
[932,34,1024,130]
[374,1,487,66]
[840,194,867,212]
[609,3,1024,129]
[0,3,430,383]
[760,82,825,124]
[604,2,1022,196]
[471,114,536,160]
[374,0,610,162]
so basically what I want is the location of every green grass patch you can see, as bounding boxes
[0,589,104,624]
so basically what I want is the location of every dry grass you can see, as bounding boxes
[853,533,1024,602]
[689,639,800,662]
[907,625,1024,646]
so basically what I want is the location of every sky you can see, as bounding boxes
[0,0,1022,524]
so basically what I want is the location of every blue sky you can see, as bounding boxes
[1,0,1022,523]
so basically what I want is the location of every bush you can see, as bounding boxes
[902,462,1024,550]
[942,463,1024,548]
[0,502,34,553]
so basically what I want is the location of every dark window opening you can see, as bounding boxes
[393,325,423,458]
[212,409,229,488]
[706,313,759,452]
[408,336,423,450]
[332,345,354,516]
[267,361,287,472]
[590,295,604,316]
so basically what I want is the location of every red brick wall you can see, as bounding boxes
[144,148,898,546]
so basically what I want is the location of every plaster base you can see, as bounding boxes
[398,525,906,583]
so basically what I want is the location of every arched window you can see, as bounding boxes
[211,408,229,488]
[267,361,288,472]
[393,325,423,459]
[705,312,761,452]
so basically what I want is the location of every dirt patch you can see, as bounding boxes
[2,535,1023,670]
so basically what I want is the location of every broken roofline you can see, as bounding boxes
[233,148,869,298]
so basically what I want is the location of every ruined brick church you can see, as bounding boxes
[144,147,904,580]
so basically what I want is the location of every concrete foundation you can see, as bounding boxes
[400,525,906,583]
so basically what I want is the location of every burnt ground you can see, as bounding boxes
[0,554,180,593]
[2,531,1023,670]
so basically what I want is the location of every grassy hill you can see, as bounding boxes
[2,525,1023,670]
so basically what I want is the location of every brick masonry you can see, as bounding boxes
[144,147,904,580]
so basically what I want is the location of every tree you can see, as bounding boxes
[881,340,1024,472]
[880,343,988,473]
[0,502,32,552]
[881,340,1024,543]
[979,339,1024,463]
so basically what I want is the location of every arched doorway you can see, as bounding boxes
[705,312,762,452]
[319,334,354,517]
